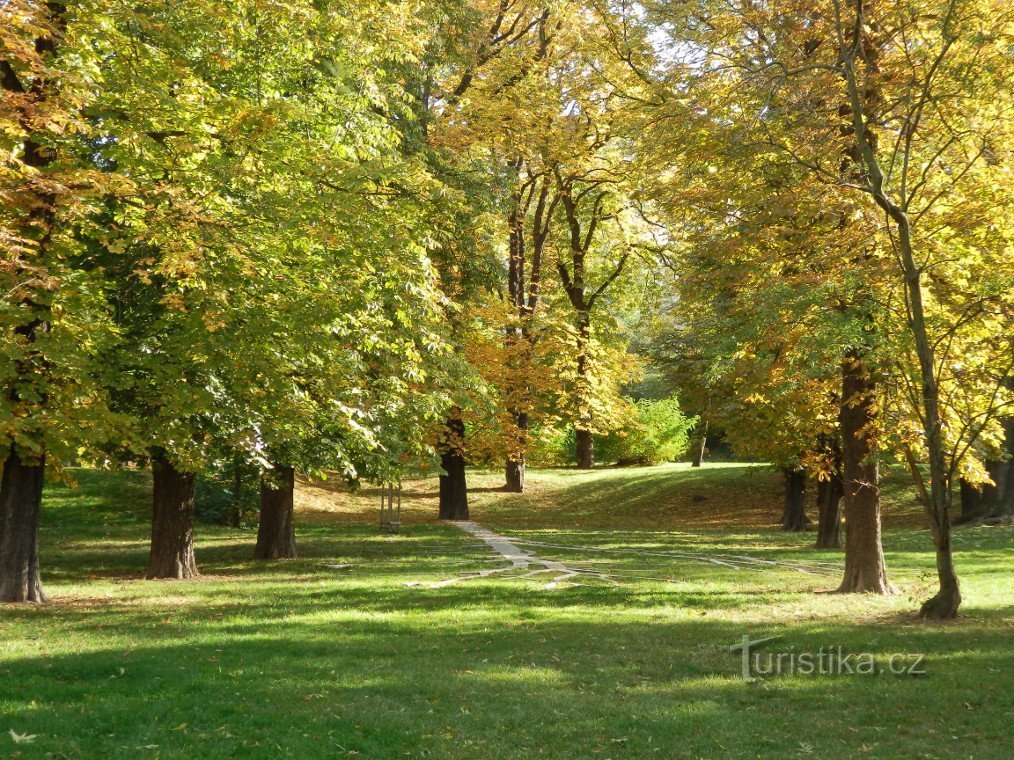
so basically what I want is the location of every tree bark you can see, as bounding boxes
[0,447,47,603]
[957,478,984,524]
[439,413,469,520]
[897,211,960,618]
[504,460,525,492]
[815,470,844,549]
[575,428,595,470]
[573,311,595,470]
[254,465,296,559]
[505,459,525,493]
[692,420,708,467]
[504,411,527,493]
[780,467,810,531]
[147,451,199,579]
[837,357,894,594]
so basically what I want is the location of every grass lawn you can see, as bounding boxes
[1,463,1011,759]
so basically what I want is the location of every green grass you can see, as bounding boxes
[1,463,1011,759]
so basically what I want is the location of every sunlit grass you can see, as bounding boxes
[0,464,1010,758]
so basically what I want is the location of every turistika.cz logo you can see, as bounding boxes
[729,635,927,681]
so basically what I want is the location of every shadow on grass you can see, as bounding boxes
[1,608,1011,759]
[3,466,1009,759]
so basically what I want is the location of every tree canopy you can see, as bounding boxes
[2,0,1011,618]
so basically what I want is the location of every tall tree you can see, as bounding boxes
[1,0,125,601]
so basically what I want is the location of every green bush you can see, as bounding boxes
[595,397,697,466]
[526,426,575,468]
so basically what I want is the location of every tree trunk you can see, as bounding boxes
[504,411,527,493]
[893,217,959,619]
[987,455,1014,519]
[575,428,594,470]
[955,413,1013,525]
[439,414,469,520]
[692,420,708,467]
[780,467,810,531]
[974,389,1014,520]
[572,309,595,471]
[837,357,894,594]
[254,465,296,559]
[147,451,199,579]
[0,6,65,605]
[957,478,984,524]
[0,447,47,603]
[505,459,525,493]
[815,434,844,549]
[227,455,244,528]
[815,470,844,549]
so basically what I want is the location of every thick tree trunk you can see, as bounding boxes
[439,414,469,520]
[505,459,525,493]
[780,467,810,531]
[957,478,984,524]
[815,471,844,549]
[0,447,47,603]
[504,411,527,493]
[147,452,199,580]
[254,465,296,559]
[837,358,894,594]
[575,428,594,470]
[692,420,708,467]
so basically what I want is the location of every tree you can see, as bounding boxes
[432,0,653,476]
[77,0,451,574]
[642,140,861,549]
[642,0,1014,615]
[736,0,1011,617]
[957,380,1014,522]
[1,0,126,601]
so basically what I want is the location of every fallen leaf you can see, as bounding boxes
[9,730,38,745]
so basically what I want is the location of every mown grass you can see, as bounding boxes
[0,463,1011,759]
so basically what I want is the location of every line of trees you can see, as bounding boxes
[3,0,1011,623]
[1,0,658,601]
[1,0,460,600]
[639,0,1014,618]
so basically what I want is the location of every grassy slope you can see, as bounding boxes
[0,463,1010,759]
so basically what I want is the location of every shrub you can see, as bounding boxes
[595,397,697,466]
